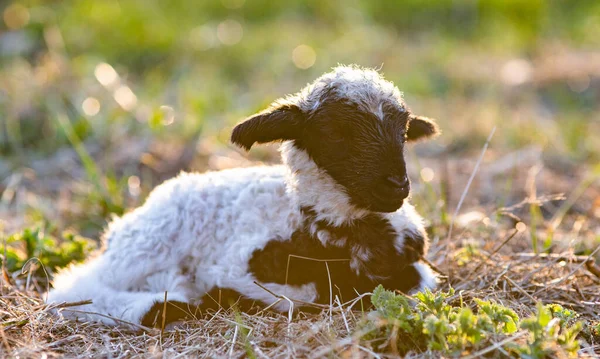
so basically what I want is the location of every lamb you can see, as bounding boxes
[47,65,441,327]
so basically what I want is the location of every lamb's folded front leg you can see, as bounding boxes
[318,210,436,294]
[247,218,436,307]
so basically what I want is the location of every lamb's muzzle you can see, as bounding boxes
[47,65,440,327]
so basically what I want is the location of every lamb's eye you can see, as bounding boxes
[329,131,345,143]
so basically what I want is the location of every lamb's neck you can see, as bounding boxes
[280,141,369,227]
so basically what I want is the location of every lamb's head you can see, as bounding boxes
[232,65,440,213]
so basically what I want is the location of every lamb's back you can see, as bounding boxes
[102,165,302,284]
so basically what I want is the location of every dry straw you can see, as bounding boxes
[2,238,599,358]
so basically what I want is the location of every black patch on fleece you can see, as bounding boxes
[248,207,426,306]
[141,288,262,326]
[196,287,261,314]
[141,300,195,327]
[141,205,429,323]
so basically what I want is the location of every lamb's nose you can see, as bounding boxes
[386,176,409,189]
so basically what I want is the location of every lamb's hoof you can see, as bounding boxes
[141,300,195,328]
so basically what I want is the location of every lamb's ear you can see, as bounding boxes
[231,103,304,151]
[406,115,440,142]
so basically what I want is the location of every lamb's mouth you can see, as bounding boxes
[367,190,406,212]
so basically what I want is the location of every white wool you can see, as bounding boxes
[48,165,313,324]
[384,203,428,255]
[410,262,439,294]
[280,141,369,226]
[294,65,407,119]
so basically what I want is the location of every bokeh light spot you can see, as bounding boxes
[501,59,532,86]
[217,20,243,46]
[94,63,119,88]
[128,175,141,197]
[292,45,316,69]
[568,75,590,93]
[82,97,100,116]
[160,105,175,126]
[420,167,434,183]
[189,25,217,51]
[114,85,137,111]
[3,4,30,30]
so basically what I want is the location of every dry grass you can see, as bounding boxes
[2,234,600,358]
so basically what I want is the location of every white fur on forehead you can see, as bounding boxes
[296,65,407,118]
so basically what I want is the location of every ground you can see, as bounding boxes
[1,1,600,357]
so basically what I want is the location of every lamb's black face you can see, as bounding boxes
[295,100,411,212]
[231,94,439,213]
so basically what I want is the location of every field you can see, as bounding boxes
[1,0,600,357]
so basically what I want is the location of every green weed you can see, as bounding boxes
[1,227,95,276]
[510,303,582,358]
[365,286,583,357]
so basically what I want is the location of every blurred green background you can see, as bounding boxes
[1,0,599,245]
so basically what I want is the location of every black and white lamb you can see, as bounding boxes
[47,65,441,327]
